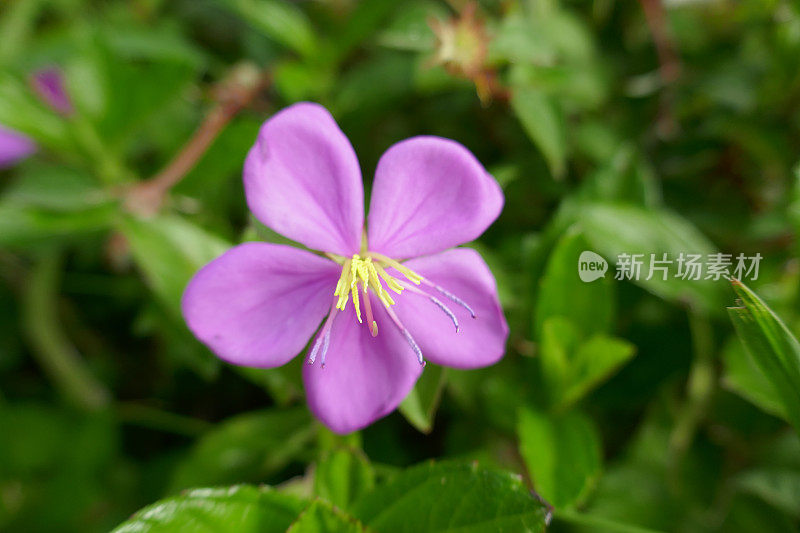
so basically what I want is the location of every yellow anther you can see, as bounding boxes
[374,263,404,294]
[331,252,424,322]
[351,286,362,322]
[368,252,423,285]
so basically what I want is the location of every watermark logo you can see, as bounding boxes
[577,251,762,283]
[578,250,608,282]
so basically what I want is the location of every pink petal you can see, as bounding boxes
[0,126,35,168]
[393,248,508,368]
[182,242,340,368]
[366,136,503,258]
[244,103,364,255]
[304,296,424,434]
[30,68,73,115]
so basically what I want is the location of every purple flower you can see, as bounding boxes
[182,102,508,434]
[30,67,74,116]
[0,126,36,169]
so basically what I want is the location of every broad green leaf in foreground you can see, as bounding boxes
[286,500,367,533]
[169,408,317,493]
[352,461,551,532]
[728,280,800,435]
[112,486,307,533]
[518,407,601,509]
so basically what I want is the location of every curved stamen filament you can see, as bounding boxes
[422,279,476,318]
[383,303,425,366]
[308,297,340,367]
[397,279,459,333]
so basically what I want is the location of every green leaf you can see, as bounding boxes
[216,0,318,59]
[399,364,447,434]
[579,203,724,313]
[518,407,601,509]
[169,408,317,493]
[0,71,73,152]
[721,337,787,420]
[535,228,614,338]
[728,280,800,435]
[3,162,108,211]
[0,202,115,248]
[112,485,307,533]
[352,461,551,532]
[511,87,567,179]
[120,214,230,317]
[539,317,636,410]
[314,448,375,511]
[560,335,636,410]
[736,469,800,517]
[288,500,368,533]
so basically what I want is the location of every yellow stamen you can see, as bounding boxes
[368,252,423,284]
[331,252,425,329]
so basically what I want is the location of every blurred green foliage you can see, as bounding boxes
[1,0,800,531]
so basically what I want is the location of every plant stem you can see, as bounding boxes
[117,402,211,437]
[125,63,268,216]
[668,310,715,480]
[21,250,110,411]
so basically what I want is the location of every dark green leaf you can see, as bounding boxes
[170,408,317,492]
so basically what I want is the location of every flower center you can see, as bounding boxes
[309,251,476,368]
[333,253,422,335]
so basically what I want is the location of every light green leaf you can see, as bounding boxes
[313,448,375,511]
[216,0,318,59]
[399,364,446,434]
[535,228,614,338]
[580,203,724,313]
[511,86,567,179]
[721,337,787,420]
[0,71,73,151]
[736,469,800,517]
[352,461,551,532]
[120,214,230,317]
[287,500,368,533]
[169,408,317,493]
[560,335,636,411]
[3,162,108,211]
[518,407,601,509]
[728,280,800,435]
[0,202,115,248]
[539,317,635,410]
[112,485,307,533]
